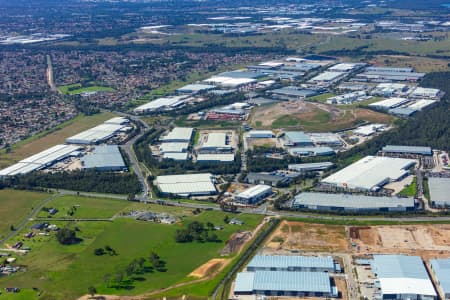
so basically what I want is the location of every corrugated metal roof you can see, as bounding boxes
[82,145,126,170]
[248,255,334,270]
[161,127,193,142]
[253,271,331,293]
[234,272,254,293]
[156,173,216,195]
[270,86,318,97]
[372,255,428,279]
[288,162,334,171]
[196,153,234,162]
[293,192,414,209]
[382,145,432,155]
[430,259,450,294]
[237,185,271,199]
[202,133,229,149]
[288,146,335,156]
[322,156,416,190]
[428,177,450,206]
[283,131,313,144]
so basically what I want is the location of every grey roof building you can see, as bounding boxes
[234,271,337,297]
[428,177,450,207]
[269,86,319,100]
[288,162,334,173]
[246,172,296,187]
[382,145,433,156]
[292,192,415,212]
[81,145,126,171]
[371,255,437,300]
[430,258,450,299]
[281,131,314,146]
[247,255,336,272]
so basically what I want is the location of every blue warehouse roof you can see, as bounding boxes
[372,255,428,279]
[430,259,450,295]
[283,131,313,145]
[248,255,334,270]
[235,271,333,294]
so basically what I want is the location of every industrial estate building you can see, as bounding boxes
[66,119,130,145]
[196,153,235,163]
[428,177,450,208]
[321,156,416,191]
[133,95,189,114]
[155,173,217,197]
[269,86,319,100]
[281,131,314,147]
[430,258,450,300]
[381,145,433,156]
[247,255,338,273]
[81,145,126,171]
[176,83,216,94]
[288,146,335,157]
[234,255,339,297]
[371,255,437,300]
[161,127,193,143]
[234,184,272,204]
[199,132,233,153]
[288,162,334,173]
[246,130,275,139]
[292,192,415,212]
[246,172,297,187]
[0,144,81,176]
[234,271,338,297]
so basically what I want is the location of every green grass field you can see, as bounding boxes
[58,84,115,95]
[397,177,417,197]
[0,112,115,169]
[36,195,131,219]
[0,208,263,299]
[0,190,51,240]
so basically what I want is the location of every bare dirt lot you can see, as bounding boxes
[350,224,450,259]
[266,221,349,252]
[189,258,230,278]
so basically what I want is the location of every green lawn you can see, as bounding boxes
[0,190,51,240]
[308,93,336,103]
[36,195,131,219]
[0,289,41,300]
[58,84,115,95]
[0,211,263,299]
[397,177,417,197]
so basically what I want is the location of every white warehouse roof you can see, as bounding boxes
[156,173,217,196]
[202,132,230,149]
[134,95,189,113]
[66,123,126,145]
[322,156,416,191]
[236,185,272,200]
[161,127,193,142]
[309,71,345,82]
[369,97,410,109]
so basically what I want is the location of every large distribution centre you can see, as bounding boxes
[0,144,81,176]
[66,119,129,145]
[292,192,415,212]
[155,173,217,197]
[371,255,437,300]
[81,145,126,171]
[430,258,450,300]
[428,177,450,207]
[247,255,337,272]
[321,156,416,191]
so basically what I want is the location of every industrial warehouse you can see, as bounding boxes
[65,118,131,145]
[428,177,450,208]
[0,144,81,176]
[370,255,437,300]
[430,258,450,300]
[321,156,416,191]
[155,173,217,197]
[292,192,415,212]
[81,145,126,171]
[233,184,272,205]
[233,255,339,298]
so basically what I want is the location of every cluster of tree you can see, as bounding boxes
[73,97,100,116]
[102,251,165,289]
[3,170,141,195]
[56,228,79,245]
[94,245,116,256]
[175,221,219,243]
